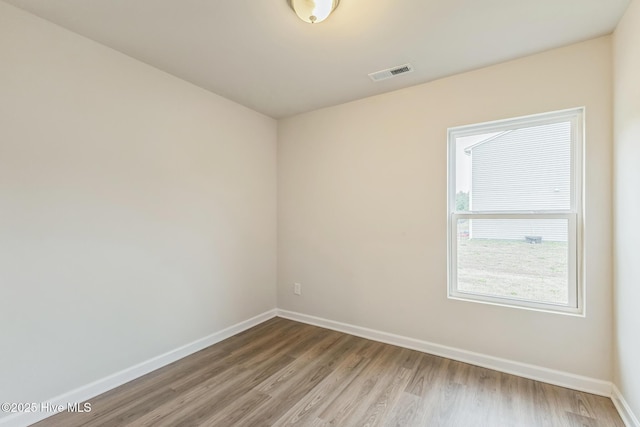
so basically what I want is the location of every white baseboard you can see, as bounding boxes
[3,308,628,427]
[276,309,612,397]
[0,309,277,427]
[612,385,640,427]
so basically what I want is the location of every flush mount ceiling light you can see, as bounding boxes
[287,0,340,24]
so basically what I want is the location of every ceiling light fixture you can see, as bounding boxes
[287,0,340,24]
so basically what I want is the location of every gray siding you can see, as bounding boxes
[469,121,571,242]
[471,219,568,242]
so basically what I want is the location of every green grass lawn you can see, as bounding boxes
[457,238,568,304]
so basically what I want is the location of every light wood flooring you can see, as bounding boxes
[33,317,624,426]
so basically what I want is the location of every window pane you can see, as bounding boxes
[455,121,572,211]
[456,218,569,305]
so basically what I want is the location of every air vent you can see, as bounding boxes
[368,63,414,82]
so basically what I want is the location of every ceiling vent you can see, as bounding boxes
[368,63,414,82]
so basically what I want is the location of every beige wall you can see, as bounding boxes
[0,1,276,409]
[0,0,626,416]
[613,0,640,418]
[278,37,613,380]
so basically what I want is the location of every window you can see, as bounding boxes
[447,108,584,314]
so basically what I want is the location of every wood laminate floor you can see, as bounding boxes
[33,317,624,426]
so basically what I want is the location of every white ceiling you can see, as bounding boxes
[4,0,631,118]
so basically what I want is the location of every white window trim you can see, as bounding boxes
[446,108,585,315]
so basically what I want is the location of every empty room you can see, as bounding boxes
[1,0,639,426]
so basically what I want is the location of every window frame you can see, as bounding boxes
[446,108,585,315]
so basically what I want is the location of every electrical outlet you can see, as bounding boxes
[294,283,301,295]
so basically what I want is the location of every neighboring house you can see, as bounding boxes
[465,121,571,242]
